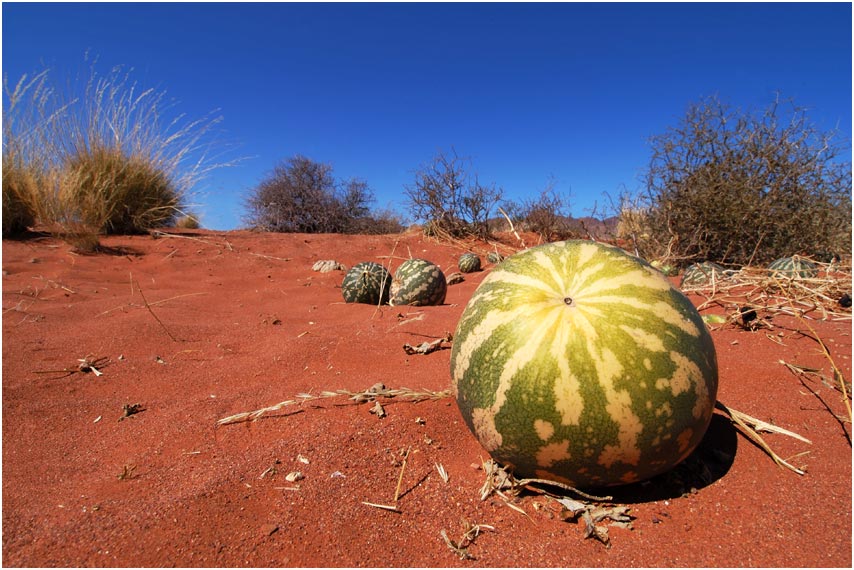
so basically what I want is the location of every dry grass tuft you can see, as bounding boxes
[58,146,180,235]
[2,160,38,236]
[2,58,230,246]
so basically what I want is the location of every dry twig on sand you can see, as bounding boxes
[131,276,179,342]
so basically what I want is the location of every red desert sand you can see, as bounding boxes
[2,229,851,567]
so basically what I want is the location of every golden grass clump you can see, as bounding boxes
[2,58,227,247]
[2,160,38,236]
[58,146,179,235]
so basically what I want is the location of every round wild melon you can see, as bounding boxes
[487,251,505,264]
[450,240,718,488]
[389,259,447,306]
[341,262,391,305]
[680,261,726,288]
[458,253,482,273]
[767,256,818,279]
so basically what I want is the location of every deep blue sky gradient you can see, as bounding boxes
[3,2,851,230]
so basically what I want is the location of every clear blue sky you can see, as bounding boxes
[3,2,851,230]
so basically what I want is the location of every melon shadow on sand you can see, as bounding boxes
[602,412,738,504]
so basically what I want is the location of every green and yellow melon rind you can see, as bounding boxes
[680,261,726,288]
[450,240,718,488]
[458,253,482,273]
[487,251,505,264]
[341,261,391,305]
[389,259,447,306]
[767,256,818,279]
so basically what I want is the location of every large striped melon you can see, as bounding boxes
[341,262,391,305]
[451,240,718,488]
[389,259,447,306]
[767,256,818,279]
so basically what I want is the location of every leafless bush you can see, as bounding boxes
[244,156,402,234]
[518,182,579,242]
[641,94,851,266]
[404,149,503,239]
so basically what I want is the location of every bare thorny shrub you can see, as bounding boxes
[404,149,503,240]
[631,94,851,267]
[512,180,581,242]
[243,155,404,234]
[3,58,229,249]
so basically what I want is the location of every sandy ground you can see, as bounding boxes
[2,229,851,567]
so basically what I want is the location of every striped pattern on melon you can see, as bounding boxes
[341,262,391,305]
[389,259,447,306]
[680,261,726,288]
[458,253,482,273]
[767,256,818,279]
[450,240,718,487]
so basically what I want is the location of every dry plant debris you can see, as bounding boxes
[369,400,386,418]
[440,519,495,560]
[33,356,110,379]
[311,259,345,272]
[402,332,453,355]
[477,459,634,548]
[117,464,137,480]
[435,462,449,483]
[554,497,634,548]
[132,278,179,342]
[684,260,852,324]
[118,403,145,421]
[686,260,851,432]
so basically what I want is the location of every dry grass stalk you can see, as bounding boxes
[132,279,179,342]
[361,501,400,512]
[715,401,810,475]
[793,316,852,426]
[393,446,412,503]
[216,384,452,426]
